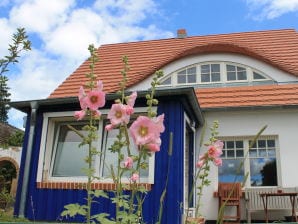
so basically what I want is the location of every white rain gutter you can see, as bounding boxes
[18,101,38,217]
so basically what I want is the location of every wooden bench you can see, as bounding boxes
[244,187,298,223]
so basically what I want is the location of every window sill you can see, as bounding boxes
[36,182,152,191]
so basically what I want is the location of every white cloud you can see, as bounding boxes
[0,18,14,57]
[246,0,298,19]
[2,0,173,129]
[9,0,75,33]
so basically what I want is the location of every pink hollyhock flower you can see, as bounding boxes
[79,86,88,110]
[108,103,130,125]
[125,105,134,115]
[127,91,137,107]
[130,173,139,182]
[196,158,205,168]
[74,110,86,120]
[105,124,114,131]
[129,116,158,146]
[146,137,162,152]
[124,157,133,169]
[214,140,224,150]
[96,80,103,91]
[213,157,222,166]
[92,110,102,119]
[208,144,222,159]
[152,114,165,133]
[85,90,105,111]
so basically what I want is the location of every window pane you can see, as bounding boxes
[267,140,275,147]
[226,141,234,149]
[161,76,171,85]
[235,141,243,148]
[250,158,277,186]
[253,72,266,80]
[178,70,186,75]
[227,150,235,158]
[211,64,220,72]
[201,65,210,73]
[211,73,220,82]
[258,149,267,157]
[236,150,244,157]
[187,67,196,74]
[188,74,196,83]
[258,140,266,148]
[226,65,235,72]
[237,70,247,80]
[249,149,257,157]
[102,123,149,179]
[219,159,244,183]
[177,74,186,83]
[201,74,210,83]
[52,124,89,177]
[268,148,276,157]
[227,72,236,81]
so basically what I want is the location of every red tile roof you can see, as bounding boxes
[49,29,298,109]
[196,84,298,109]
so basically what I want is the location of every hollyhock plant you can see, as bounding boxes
[186,121,223,223]
[130,173,139,182]
[63,46,165,224]
[85,89,105,111]
[129,114,165,149]
[124,156,133,169]
[107,103,130,126]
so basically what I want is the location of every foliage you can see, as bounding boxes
[185,121,223,223]
[61,44,164,224]
[0,188,14,211]
[0,27,31,123]
[0,209,29,222]
[7,130,24,147]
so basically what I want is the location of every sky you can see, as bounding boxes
[1,0,298,129]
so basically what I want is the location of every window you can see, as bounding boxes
[38,111,155,183]
[218,137,278,187]
[200,64,220,83]
[226,64,247,81]
[159,61,270,87]
[177,67,197,84]
[51,122,91,177]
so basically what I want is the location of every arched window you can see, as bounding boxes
[160,61,270,86]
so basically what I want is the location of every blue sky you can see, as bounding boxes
[1,0,298,128]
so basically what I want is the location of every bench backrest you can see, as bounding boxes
[245,187,297,210]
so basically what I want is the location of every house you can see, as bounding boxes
[11,28,298,223]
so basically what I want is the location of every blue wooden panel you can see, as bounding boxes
[15,98,186,223]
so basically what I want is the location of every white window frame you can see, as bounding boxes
[183,114,196,210]
[159,61,271,87]
[218,135,280,187]
[37,108,156,184]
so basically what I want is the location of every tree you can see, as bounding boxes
[0,28,31,123]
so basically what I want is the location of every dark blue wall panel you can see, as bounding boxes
[15,98,186,223]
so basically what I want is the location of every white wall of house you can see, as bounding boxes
[128,53,298,221]
[198,108,298,220]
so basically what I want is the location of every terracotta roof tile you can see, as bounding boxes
[48,29,298,108]
[196,84,298,109]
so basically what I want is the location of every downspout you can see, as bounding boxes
[18,101,38,217]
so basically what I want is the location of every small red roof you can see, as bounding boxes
[49,29,298,109]
[196,84,298,109]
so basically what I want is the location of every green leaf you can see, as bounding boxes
[92,190,109,199]
[61,203,87,217]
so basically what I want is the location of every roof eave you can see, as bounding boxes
[10,87,204,128]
